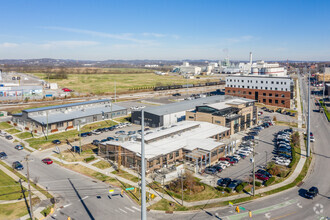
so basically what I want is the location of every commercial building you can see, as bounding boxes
[186,98,257,135]
[316,67,330,82]
[12,99,127,134]
[131,95,232,128]
[99,121,230,173]
[225,75,293,108]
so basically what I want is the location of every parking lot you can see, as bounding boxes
[201,125,291,187]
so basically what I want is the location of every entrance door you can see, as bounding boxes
[254,91,258,101]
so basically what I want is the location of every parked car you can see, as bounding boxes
[238,153,247,159]
[204,167,217,175]
[212,165,223,172]
[79,132,88,137]
[15,145,24,150]
[248,131,259,136]
[12,161,24,170]
[42,158,53,165]
[218,161,230,167]
[52,140,61,144]
[108,126,115,131]
[0,152,7,159]
[62,88,73,92]
[172,93,181,96]
[92,140,100,146]
[227,180,242,191]
[255,173,269,181]
[228,158,239,165]
[275,160,290,166]
[115,130,125,135]
[100,139,108,142]
[107,137,114,141]
[5,135,13,140]
[128,131,136,135]
[217,178,231,187]
[91,130,101,135]
[310,136,315,142]
[304,186,319,199]
[256,169,272,178]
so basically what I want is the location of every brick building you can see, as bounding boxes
[225,75,293,108]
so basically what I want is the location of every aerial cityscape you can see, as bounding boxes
[0,1,329,220]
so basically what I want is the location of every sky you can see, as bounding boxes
[0,0,329,61]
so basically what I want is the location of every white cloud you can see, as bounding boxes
[0,42,19,48]
[225,35,255,43]
[142,32,166,38]
[40,41,99,49]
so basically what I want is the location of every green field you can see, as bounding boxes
[15,132,33,140]
[6,128,21,134]
[0,122,12,130]
[31,72,215,94]
[0,170,27,200]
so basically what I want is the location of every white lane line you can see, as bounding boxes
[119,208,127,213]
[125,207,135,212]
[115,210,120,213]
[63,203,72,208]
[81,196,89,200]
[132,206,141,212]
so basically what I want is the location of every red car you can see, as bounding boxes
[62,88,73,92]
[219,157,229,161]
[255,173,269,181]
[42,158,53,165]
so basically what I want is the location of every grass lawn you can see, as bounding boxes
[6,128,21,134]
[93,160,111,169]
[115,115,131,123]
[31,72,214,94]
[0,170,27,200]
[112,170,139,183]
[52,145,97,162]
[15,132,34,140]
[80,120,117,132]
[0,122,12,130]
[148,199,187,211]
[275,121,298,127]
[320,100,330,121]
[0,197,40,219]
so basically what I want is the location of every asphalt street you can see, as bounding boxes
[148,73,330,220]
[0,138,143,220]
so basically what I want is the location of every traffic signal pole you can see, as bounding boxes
[141,109,147,220]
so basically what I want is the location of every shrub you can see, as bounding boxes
[215,186,224,191]
[268,165,281,176]
[255,181,262,187]
[235,184,244,193]
[224,187,232,193]
[264,177,276,186]
[84,155,95,163]
[242,182,248,187]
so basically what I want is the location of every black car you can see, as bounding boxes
[248,131,259,136]
[12,161,24,170]
[284,128,293,133]
[256,169,272,178]
[0,152,7,159]
[212,165,223,172]
[204,167,217,175]
[92,140,100,145]
[243,136,254,141]
[100,139,108,142]
[52,140,61,144]
[108,126,115,131]
[305,186,319,199]
[238,153,247,159]
[5,135,13,140]
[172,93,181,96]
[107,137,114,141]
[227,180,242,191]
[218,178,231,187]
[79,132,88,137]
[71,146,81,152]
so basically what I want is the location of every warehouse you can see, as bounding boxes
[99,121,230,173]
[11,99,127,134]
[131,95,233,128]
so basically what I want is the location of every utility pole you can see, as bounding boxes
[46,111,49,140]
[307,72,311,157]
[181,169,184,205]
[323,65,325,100]
[252,139,256,196]
[114,81,116,103]
[141,109,147,220]
[78,120,82,154]
[25,155,34,220]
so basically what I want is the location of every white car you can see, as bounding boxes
[219,161,230,167]
[241,147,253,152]
[275,160,290,166]
[217,163,227,169]
[91,130,101,135]
[237,150,250,156]
[310,136,315,142]
[232,154,241,160]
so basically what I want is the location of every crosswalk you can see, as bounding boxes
[116,206,141,214]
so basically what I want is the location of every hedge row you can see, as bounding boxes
[264,177,276,186]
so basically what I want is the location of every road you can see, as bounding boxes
[148,73,330,220]
[0,138,143,220]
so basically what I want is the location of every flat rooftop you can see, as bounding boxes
[101,121,229,160]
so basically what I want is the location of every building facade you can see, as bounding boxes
[11,99,127,134]
[225,75,293,108]
[186,98,257,135]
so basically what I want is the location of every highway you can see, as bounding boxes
[149,73,330,220]
[0,139,142,220]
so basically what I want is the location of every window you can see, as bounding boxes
[269,99,273,103]
[243,91,246,94]
[242,80,244,82]
[281,100,285,104]
[175,151,179,157]
[57,122,64,127]
[285,88,288,91]
[265,87,268,90]
[263,99,266,102]
[169,153,173,160]
[281,88,284,91]
[228,90,231,93]
[233,91,236,94]
[230,79,232,82]
[275,94,279,97]
[269,93,272,96]
[189,116,194,119]
[275,88,278,90]
[281,94,285,97]
[281,82,283,85]
[211,150,217,157]
[242,85,244,88]
[271,81,274,84]
[261,87,263,89]
[275,100,279,104]
[261,81,263,83]
[255,86,258,89]
[247,86,250,88]
[215,120,221,124]
[276,82,279,84]
[234,79,236,82]
[231,85,233,87]
[249,92,252,95]
[284,82,287,85]
[266,81,268,84]
[263,93,266,96]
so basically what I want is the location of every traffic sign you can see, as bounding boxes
[228,202,233,206]
[109,189,114,194]
[239,206,246,211]
[126,187,135,191]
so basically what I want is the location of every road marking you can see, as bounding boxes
[125,207,135,212]
[63,203,72,208]
[265,213,271,219]
[132,206,141,211]
[313,203,324,215]
[119,208,127,213]
[297,203,303,208]
[81,196,89,200]
[270,211,297,220]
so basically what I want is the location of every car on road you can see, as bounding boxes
[42,158,53,165]
[304,186,319,199]
[15,144,24,150]
[62,88,73,92]
[12,161,24,170]
[217,178,231,187]
[255,173,269,181]
[204,167,217,175]
[227,180,242,191]
[5,135,13,140]
[0,152,7,159]
[256,169,272,178]
[310,136,315,142]
[52,140,61,144]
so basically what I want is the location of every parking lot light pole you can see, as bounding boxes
[253,143,255,197]
[141,109,147,220]
[307,72,310,157]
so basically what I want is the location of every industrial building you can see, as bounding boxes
[11,99,127,134]
[131,95,234,128]
[225,75,293,108]
[99,121,230,173]
[186,98,257,135]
